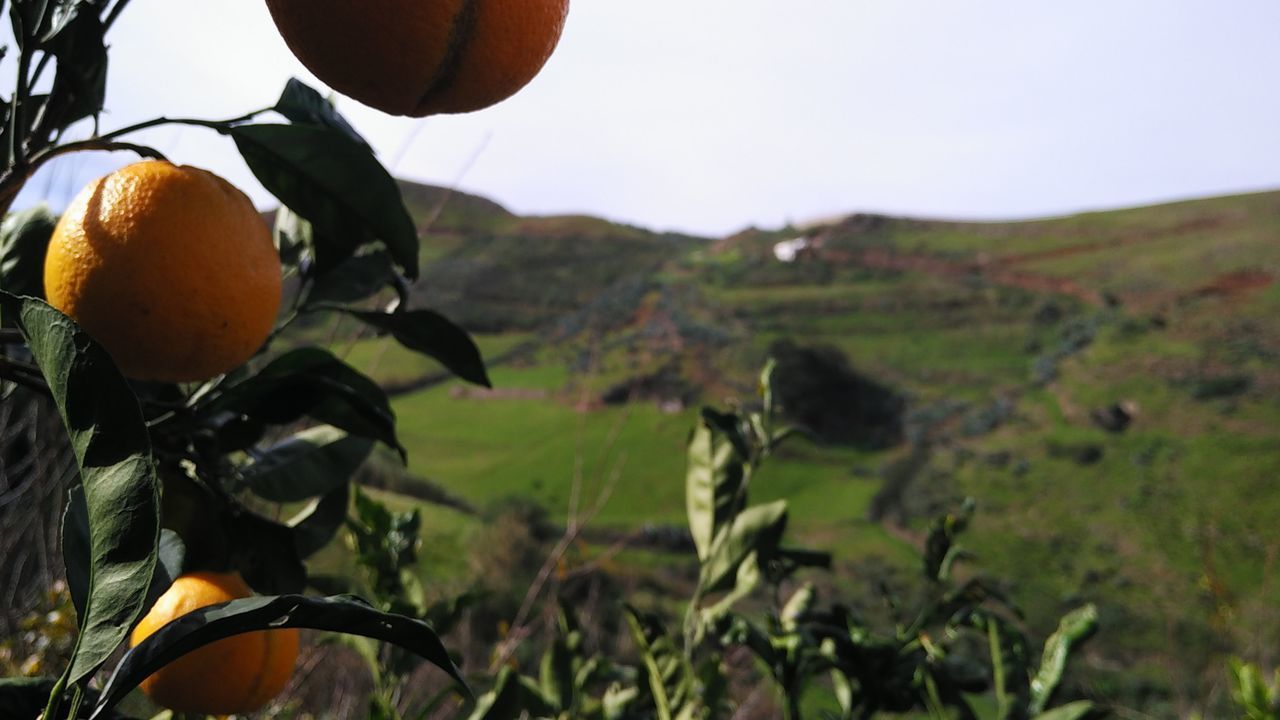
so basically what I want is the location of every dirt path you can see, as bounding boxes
[994,217,1223,267]
[819,246,1107,306]
[811,216,1258,308]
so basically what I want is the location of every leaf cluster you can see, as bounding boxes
[449,364,1103,720]
[0,1,492,714]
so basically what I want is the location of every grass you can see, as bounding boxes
[392,385,696,525]
[308,181,1280,715]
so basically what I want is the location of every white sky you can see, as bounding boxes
[13,1,1280,237]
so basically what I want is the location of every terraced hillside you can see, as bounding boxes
[320,183,1280,716]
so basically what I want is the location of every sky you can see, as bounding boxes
[11,1,1280,237]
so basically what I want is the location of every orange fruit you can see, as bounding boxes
[43,160,282,383]
[130,571,300,715]
[265,0,570,116]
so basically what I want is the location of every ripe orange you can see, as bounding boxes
[43,161,282,383]
[265,0,570,116]
[130,571,300,715]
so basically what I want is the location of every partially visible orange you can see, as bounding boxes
[130,571,299,715]
[43,160,282,383]
[265,0,569,116]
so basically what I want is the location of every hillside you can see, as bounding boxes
[320,182,1280,716]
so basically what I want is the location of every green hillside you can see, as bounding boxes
[320,182,1280,716]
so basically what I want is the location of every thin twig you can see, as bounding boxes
[103,0,134,31]
[489,430,631,672]
[0,355,50,396]
[26,138,166,166]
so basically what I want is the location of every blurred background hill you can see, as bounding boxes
[295,179,1280,716]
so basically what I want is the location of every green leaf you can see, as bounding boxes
[91,594,470,719]
[924,499,974,582]
[341,308,490,387]
[1029,604,1098,715]
[147,530,186,605]
[972,609,1031,720]
[602,683,641,720]
[62,484,90,620]
[3,295,160,687]
[780,582,816,632]
[306,249,395,305]
[624,608,676,720]
[699,500,788,594]
[0,205,56,299]
[241,425,373,503]
[9,0,52,49]
[0,676,58,720]
[226,123,419,279]
[1031,700,1099,720]
[698,549,761,629]
[274,77,370,149]
[422,592,479,636]
[540,634,574,712]
[289,481,351,558]
[230,511,307,595]
[0,676,127,720]
[465,666,555,720]
[42,3,107,130]
[67,489,182,625]
[272,205,310,269]
[685,408,748,561]
[830,669,854,719]
[1229,658,1279,718]
[204,347,403,458]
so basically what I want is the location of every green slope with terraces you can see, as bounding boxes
[322,182,1280,716]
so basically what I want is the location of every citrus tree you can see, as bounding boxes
[0,0,567,717]
[0,1,1109,718]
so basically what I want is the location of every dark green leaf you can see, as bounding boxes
[0,676,128,720]
[969,609,1031,720]
[1030,604,1098,715]
[306,250,395,305]
[540,634,574,712]
[272,206,310,269]
[0,205,56,299]
[4,295,160,686]
[290,481,351,558]
[342,308,490,387]
[924,499,974,582]
[423,592,479,636]
[211,412,266,453]
[231,511,307,595]
[205,347,403,458]
[62,484,89,620]
[466,666,555,720]
[774,547,832,571]
[623,606,689,720]
[145,530,186,607]
[242,425,373,503]
[10,0,52,49]
[226,123,419,279]
[41,4,107,130]
[0,676,56,720]
[91,594,469,719]
[274,77,370,149]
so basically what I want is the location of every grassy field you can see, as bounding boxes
[319,182,1280,716]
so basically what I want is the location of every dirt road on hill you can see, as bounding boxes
[811,215,1274,307]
